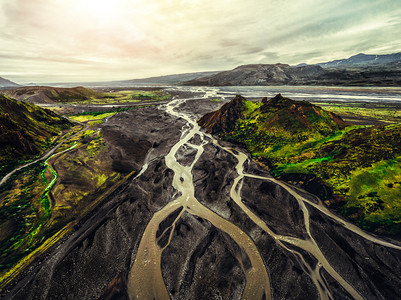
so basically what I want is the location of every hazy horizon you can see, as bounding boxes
[1,0,401,84]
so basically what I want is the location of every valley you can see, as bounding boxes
[1,86,401,299]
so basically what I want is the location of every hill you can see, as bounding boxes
[0,95,73,173]
[198,94,401,235]
[184,63,401,86]
[49,71,222,87]
[184,51,401,86]
[184,64,328,86]
[112,71,221,86]
[4,86,103,104]
[0,77,20,88]
[199,93,346,145]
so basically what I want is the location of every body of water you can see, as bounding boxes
[167,85,401,103]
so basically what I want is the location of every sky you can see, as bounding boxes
[1,0,401,83]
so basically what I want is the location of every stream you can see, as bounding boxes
[127,93,401,300]
[4,89,401,300]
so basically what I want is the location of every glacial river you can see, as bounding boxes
[127,89,401,300]
[167,85,401,103]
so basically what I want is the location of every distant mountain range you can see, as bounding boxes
[0,77,20,88]
[182,63,401,86]
[317,52,401,69]
[113,71,221,86]
[183,52,401,86]
[51,71,221,88]
[1,52,401,88]
[183,64,325,86]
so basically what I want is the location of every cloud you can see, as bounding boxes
[1,0,401,83]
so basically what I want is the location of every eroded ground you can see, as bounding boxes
[1,90,401,300]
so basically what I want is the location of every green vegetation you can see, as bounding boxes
[314,102,401,123]
[69,89,171,105]
[69,112,116,122]
[0,162,50,272]
[202,94,401,236]
[0,128,123,280]
[68,105,154,124]
[5,86,171,105]
[42,87,103,103]
[0,95,73,177]
[0,93,146,284]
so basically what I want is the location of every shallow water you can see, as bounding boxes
[167,85,401,103]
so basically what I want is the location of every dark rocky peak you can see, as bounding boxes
[197,95,246,134]
[261,93,312,110]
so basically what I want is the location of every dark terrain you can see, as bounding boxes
[0,95,73,173]
[2,92,401,300]
[2,86,102,104]
[183,63,401,86]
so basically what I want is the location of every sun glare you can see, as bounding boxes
[81,0,115,15]
[72,0,127,26]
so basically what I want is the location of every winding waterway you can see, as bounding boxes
[5,87,401,300]
[126,90,401,300]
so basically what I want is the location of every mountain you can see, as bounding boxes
[114,71,221,86]
[50,71,222,87]
[3,86,102,104]
[184,64,326,86]
[199,94,346,139]
[183,63,401,86]
[0,95,73,171]
[0,77,20,88]
[318,52,401,69]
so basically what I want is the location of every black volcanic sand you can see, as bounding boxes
[3,98,401,300]
[161,212,246,300]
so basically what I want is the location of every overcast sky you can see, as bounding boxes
[1,0,401,83]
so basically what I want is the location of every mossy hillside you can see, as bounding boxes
[222,94,346,157]
[275,123,401,234]
[314,102,401,123]
[42,87,103,102]
[0,130,121,275]
[0,95,73,175]
[50,131,121,226]
[0,162,51,271]
[199,94,401,236]
[69,90,171,105]
[67,105,155,124]
[5,87,171,105]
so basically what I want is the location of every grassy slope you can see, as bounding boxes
[5,87,171,105]
[203,95,401,236]
[0,95,73,176]
[0,129,124,276]
[0,91,166,283]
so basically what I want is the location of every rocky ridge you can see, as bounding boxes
[183,63,401,86]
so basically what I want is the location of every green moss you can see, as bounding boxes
[315,102,401,123]
[0,95,73,175]
[69,112,115,122]
[209,95,401,235]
